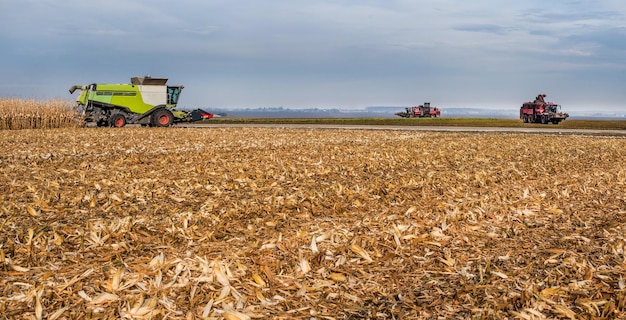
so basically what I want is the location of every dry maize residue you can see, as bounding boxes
[0,127,625,319]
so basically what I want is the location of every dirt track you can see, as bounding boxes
[179,123,626,136]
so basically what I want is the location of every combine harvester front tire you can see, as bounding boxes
[151,109,174,127]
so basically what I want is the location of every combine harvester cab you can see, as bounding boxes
[395,102,441,118]
[520,94,569,124]
[69,76,213,127]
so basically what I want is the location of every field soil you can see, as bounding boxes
[206,117,626,130]
[1,127,625,319]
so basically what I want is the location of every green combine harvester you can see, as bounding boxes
[69,76,213,127]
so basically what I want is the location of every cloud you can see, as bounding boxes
[0,0,625,112]
[453,24,512,35]
[184,26,220,36]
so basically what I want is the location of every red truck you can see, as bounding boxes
[520,94,569,124]
[395,102,441,118]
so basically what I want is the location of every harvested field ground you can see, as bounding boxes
[1,127,625,319]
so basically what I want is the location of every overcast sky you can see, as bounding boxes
[1,0,626,112]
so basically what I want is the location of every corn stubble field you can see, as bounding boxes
[1,99,626,319]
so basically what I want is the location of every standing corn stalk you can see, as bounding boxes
[0,98,84,130]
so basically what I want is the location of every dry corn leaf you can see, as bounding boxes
[223,304,252,320]
[10,264,29,272]
[89,292,120,305]
[328,273,347,282]
[553,304,577,320]
[202,299,214,318]
[439,257,455,268]
[26,206,38,216]
[350,243,373,263]
[108,268,123,291]
[299,257,311,274]
[252,273,266,287]
[124,298,157,317]
[540,287,562,299]
[491,271,508,279]
[48,306,69,320]
[214,263,230,287]
[546,207,564,214]
[310,236,319,253]
[35,289,43,320]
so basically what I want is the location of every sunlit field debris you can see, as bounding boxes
[0,98,82,130]
[0,127,625,318]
